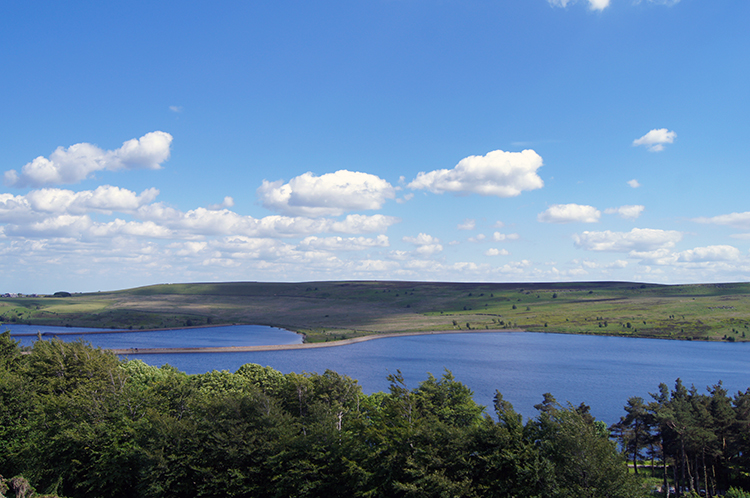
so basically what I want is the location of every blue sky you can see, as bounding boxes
[1,0,748,293]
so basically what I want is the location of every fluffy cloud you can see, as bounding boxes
[693,212,750,230]
[458,219,476,230]
[408,149,544,197]
[2,214,178,241]
[208,196,235,210]
[549,0,676,12]
[547,0,610,10]
[206,237,297,261]
[538,204,601,223]
[538,204,643,224]
[0,186,159,223]
[633,128,676,152]
[257,170,396,217]
[492,259,532,275]
[32,186,159,215]
[403,233,443,256]
[634,0,681,5]
[676,245,740,263]
[87,220,174,239]
[0,185,399,243]
[297,235,389,251]
[628,179,641,188]
[330,214,399,234]
[396,193,414,204]
[485,248,509,256]
[137,204,399,238]
[3,214,93,238]
[354,259,400,272]
[403,233,440,246]
[604,205,645,220]
[4,131,172,187]
[624,245,743,268]
[492,232,519,241]
[573,228,682,252]
[580,259,629,269]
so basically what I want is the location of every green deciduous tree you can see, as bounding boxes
[530,400,643,498]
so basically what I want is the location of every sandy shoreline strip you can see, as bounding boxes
[111,328,521,355]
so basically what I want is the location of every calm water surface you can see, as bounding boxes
[6,324,749,424]
[7,324,302,348]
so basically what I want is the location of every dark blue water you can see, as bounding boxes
[6,324,749,424]
[127,332,747,424]
[7,324,302,348]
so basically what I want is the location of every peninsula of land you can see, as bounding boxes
[109,328,523,354]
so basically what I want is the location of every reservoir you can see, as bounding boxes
[6,324,750,424]
[7,323,303,348]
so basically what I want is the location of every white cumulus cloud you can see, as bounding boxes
[634,0,681,5]
[403,233,440,246]
[693,212,750,230]
[538,204,601,223]
[627,179,641,188]
[136,204,399,239]
[604,205,645,220]
[407,149,544,197]
[547,0,610,10]
[676,245,740,263]
[403,233,443,256]
[4,214,93,238]
[485,248,509,256]
[396,193,414,204]
[573,228,682,252]
[4,131,173,187]
[257,170,396,217]
[297,235,389,251]
[492,232,519,241]
[633,128,676,152]
[588,0,610,10]
[87,220,174,239]
[0,186,159,223]
[208,196,235,210]
[458,219,476,230]
[580,259,629,269]
[330,214,400,234]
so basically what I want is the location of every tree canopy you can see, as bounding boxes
[1,335,747,497]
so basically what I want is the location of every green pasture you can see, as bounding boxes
[2,281,750,342]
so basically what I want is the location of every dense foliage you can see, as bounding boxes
[1,331,747,497]
[611,378,750,496]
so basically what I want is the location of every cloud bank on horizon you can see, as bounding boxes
[1,0,748,293]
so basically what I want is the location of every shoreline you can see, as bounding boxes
[111,328,523,355]
[10,323,739,355]
[7,322,254,337]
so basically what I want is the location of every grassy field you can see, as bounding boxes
[2,280,750,343]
